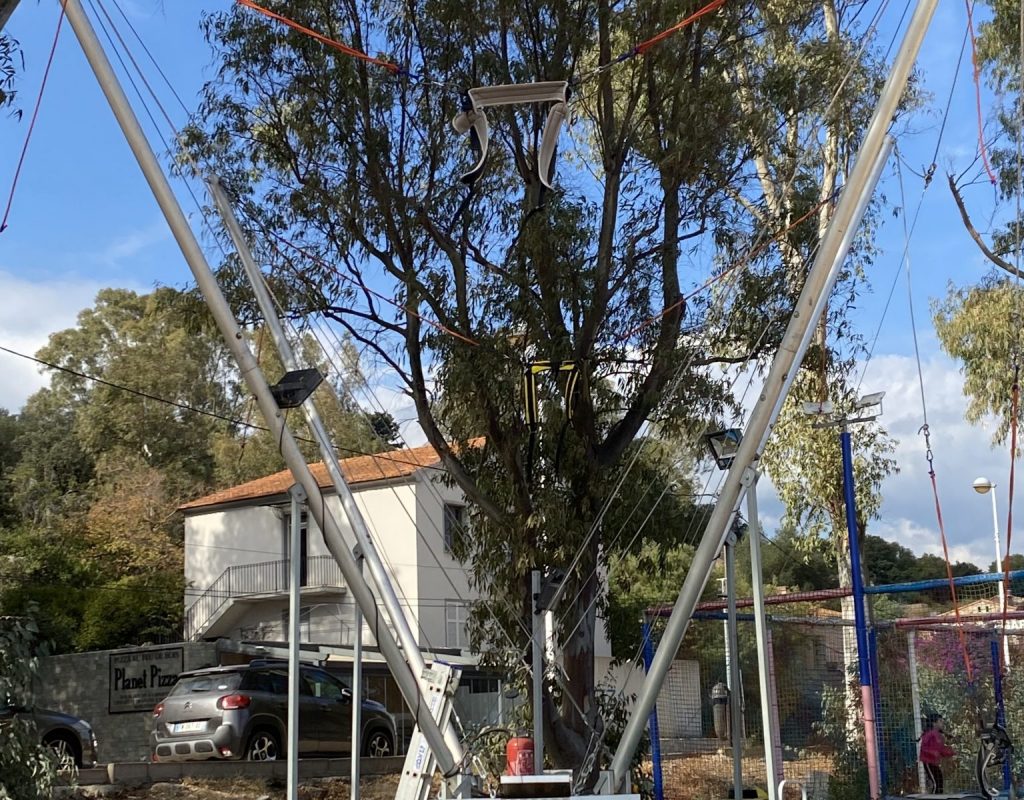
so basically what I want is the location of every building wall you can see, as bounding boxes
[34,642,221,764]
[185,505,283,611]
[414,472,476,651]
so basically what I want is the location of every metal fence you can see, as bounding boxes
[184,555,345,640]
[643,570,1024,800]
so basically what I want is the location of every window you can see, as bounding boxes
[304,668,350,701]
[445,601,469,649]
[443,504,467,554]
[283,510,309,586]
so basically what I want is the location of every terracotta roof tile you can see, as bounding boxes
[180,443,445,512]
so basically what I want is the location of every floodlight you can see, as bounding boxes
[801,401,834,416]
[269,368,324,409]
[705,428,743,471]
[973,477,995,495]
[854,391,886,410]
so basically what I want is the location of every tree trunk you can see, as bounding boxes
[835,520,863,738]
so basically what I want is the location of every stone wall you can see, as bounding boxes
[34,641,221,764]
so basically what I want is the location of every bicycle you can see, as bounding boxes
[976,722,1014,798]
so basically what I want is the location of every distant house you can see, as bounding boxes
[179,442,617,669]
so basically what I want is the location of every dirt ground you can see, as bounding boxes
[660,752,834,799]
[68,776,402,800]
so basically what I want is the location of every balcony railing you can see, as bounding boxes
[185,556,345,640]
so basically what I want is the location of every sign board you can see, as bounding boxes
[108,647,183,714]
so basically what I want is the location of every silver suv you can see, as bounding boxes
[151,662,396,762]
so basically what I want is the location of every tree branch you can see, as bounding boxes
[948,174,1024,279]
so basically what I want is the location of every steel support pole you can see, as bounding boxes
[604,3,935,781]
[989,490,1011,667]
[351,550,364,800]
[58,0,458,776]
[288,484,305,800]
[747,474,780,800]
[640,617,665,800]
[207,176,467,763]
[907,631,926,793]
[725,534,744,800]
[841,430,880,800]
[532,569,545,774]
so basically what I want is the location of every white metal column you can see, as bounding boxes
[58,0,458,775]
[287,484,305,800]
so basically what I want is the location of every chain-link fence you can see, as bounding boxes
[642,570,1024,800]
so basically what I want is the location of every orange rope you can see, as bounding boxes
[635,0,727,54]
[1,2,66,234]
[236,0,401,74]
[965,0,998,186]
[928,466,975,682]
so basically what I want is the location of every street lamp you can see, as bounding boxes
[973,477,1010,667]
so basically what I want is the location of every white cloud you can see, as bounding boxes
[0,271,110,411]
[752,351,1019,574]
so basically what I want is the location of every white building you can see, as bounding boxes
[180,443,618,673]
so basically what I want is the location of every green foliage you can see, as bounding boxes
[75,572,185,651]
[0,286,384,654]
[0,32,18,115]
[185,0,898,758]
[0,612,61,800]
[933,280,1024,446]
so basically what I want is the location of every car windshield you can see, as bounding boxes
[168,672,242,696]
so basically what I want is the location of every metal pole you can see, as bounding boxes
[531,569,544,774]
[58,0,458,776]
[288,485,305,800]
[907,631,925,793]
[991,638,1012,793]
[351,549,364,800]
[764,628,783,785]
[725,534,744,800]
[746,474,780,800]
[641,616,665,800]
[207,176,467,764]
[990,490,1011,667]
[605,2,935,780]
[841,430,881,800]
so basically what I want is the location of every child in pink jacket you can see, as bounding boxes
[920,714,956,793]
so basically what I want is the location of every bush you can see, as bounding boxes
[0,611,61,800]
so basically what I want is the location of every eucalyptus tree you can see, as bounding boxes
[187,0,894,764]
[936,2,1024,442]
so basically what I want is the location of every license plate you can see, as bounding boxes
[170,721,206,734]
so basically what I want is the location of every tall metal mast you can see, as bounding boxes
[604,1,937,790]
[207,176,467,766]
[58,0,460,778]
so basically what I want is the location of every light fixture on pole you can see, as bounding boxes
[802,391,886,800]
[705,428,744,470]
[973,477,1010,667]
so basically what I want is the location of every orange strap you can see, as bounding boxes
[1,2,66,234]
[928,464,974,682]
[635,0,727,54]
[236,0,401,74]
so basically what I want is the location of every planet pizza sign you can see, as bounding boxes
[108,647,183,714]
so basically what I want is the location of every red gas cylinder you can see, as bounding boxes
[505,736,535,775]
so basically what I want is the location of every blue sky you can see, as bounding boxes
[0,0,1019,573]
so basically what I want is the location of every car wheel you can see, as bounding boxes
[363,729,394,758]
[245,730,281,761]
[43,733,80,771]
